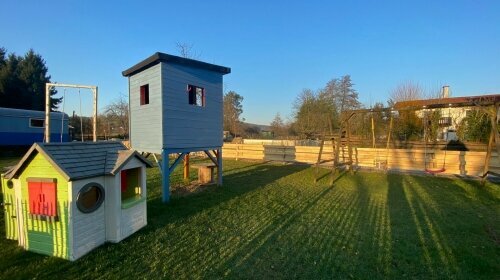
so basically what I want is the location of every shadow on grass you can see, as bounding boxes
[386,173,500,278]
[1,160,499,279]
[144,162,309,233]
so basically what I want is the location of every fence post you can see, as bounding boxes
[282,145,286,164]
[236,144,239,161]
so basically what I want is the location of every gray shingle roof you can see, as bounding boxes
[5,141,152,180]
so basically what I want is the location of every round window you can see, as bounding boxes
[76,183,105,213]
[6,180,14,189]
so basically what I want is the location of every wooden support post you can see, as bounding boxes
[92,87,98,142]
[161,149,170,203]
[331,136,337,185]
[385,114,394,170]
[482,103,499,183]
[282,146,286,164]
[334,135,341,171]
[183,153,190,182]
[386,114,393,150]
[315,138,325,183]
[45,84,51,143]
[236,144,239,161]
[371,114,375,148]
[217,148,223,186]
[347,120,353,174]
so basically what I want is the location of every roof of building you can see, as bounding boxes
[0,107,68,119]
[122,52,231,77]
[4,141,153,180]
[394,94,500,110]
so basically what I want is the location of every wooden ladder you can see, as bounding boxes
[314,121,354,184]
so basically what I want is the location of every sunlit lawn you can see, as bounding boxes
[1,158,499,279]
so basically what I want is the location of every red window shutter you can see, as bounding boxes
[28,181,57,216]
[28,182,42,215]
[140,87,145,105]
[41,182,57,216]
[121,170,127,192]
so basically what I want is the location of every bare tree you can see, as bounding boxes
[389,82,425,141]
[389,81,424,103]
[175,42,200,59]
[104,94,129,138]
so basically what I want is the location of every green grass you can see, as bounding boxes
[1,158,499,279]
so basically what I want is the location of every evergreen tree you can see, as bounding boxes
[335,75,361,113]
[270,113,286,138]
[0,47,60,111]
[0,53,23,109]
[223,91,244,136]
[0,47,5,66]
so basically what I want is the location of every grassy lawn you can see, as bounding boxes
[1,158,499,279]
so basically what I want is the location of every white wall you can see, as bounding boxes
[106,157,147,243]
[119,158,147,241]
[70,177,106,260]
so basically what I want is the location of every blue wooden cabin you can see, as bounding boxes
[122,52,231,202]
[0,107,69,146]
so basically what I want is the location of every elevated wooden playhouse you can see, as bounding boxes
[122,52,231,202]
[1,142,152,260]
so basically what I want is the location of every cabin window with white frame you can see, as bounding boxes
[140,84,149,105]
[30,118,44,128]
[188,85,205,107]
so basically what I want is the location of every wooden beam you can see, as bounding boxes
[45,84,51,142]
[347,120,353,174]
[314,138,325,183]
[371,114,375,148]
[482,103,499,183]
[217,148,223,186]
[183,153,190,181]
[92,87,98,142]
[204,150,218,166]
[331,136,338,185]
[169,153,186,173]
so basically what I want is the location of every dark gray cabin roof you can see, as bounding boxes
[5,141,152,181]
[122,52,231,77]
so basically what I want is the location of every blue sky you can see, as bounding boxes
[1,1,499,124]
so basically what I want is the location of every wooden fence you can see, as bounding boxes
[222,143,500,177]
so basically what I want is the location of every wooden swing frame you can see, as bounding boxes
[337,94,499,178]
[45,83,98,143]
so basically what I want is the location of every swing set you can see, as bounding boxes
[314,94,499,180]
[44,83,98,143]
[421,105,454,174]
[394,95,500,179]
[370,109,394,171]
